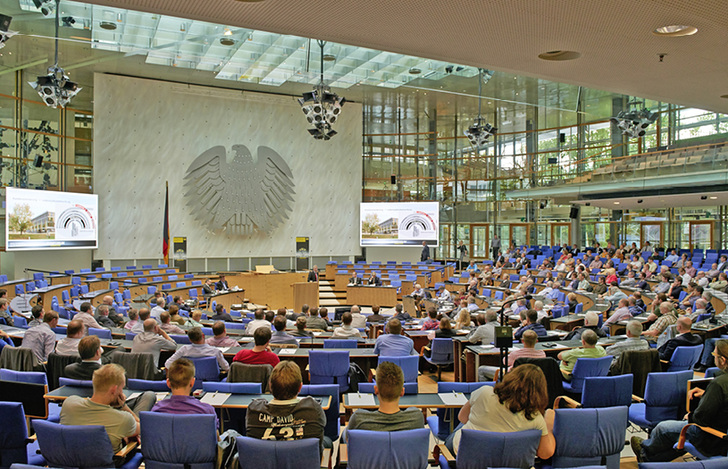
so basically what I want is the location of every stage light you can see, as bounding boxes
[610,107,659,139]
[464,68,497,149]
[298,40,346,141]
[0,14,17,50]
[32,0,55,17]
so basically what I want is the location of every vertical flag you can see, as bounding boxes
[163,181,169,265]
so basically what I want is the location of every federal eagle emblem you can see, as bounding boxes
[183,145,295,236]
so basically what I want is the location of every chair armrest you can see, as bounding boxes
[660,359,669,364]
[632,394,644,403]
[321,447,331,469]
[554,395,581,408]
[338,443,348,468]
[433,444,455,464]
[115,441,138,458]
[677,423,728,450]
[26,434,37,443]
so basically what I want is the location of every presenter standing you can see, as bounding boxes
[491,234,501,260]
[457,240,468,270]
[307,265,319,282]
[420,241,431,263]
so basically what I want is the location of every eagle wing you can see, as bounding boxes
[183,145,230,229]
[257,146,296,233]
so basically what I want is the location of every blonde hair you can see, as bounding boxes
[456,310,471,330]
[92,364,126,393]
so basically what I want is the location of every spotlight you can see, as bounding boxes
[61,16,75,27]
[0,14,16,49]
[701,195,708,200]
[464,117,497,148]
[29,65,82,108]
[298,40,346,140]
[637,199,643,203]
[32,0,55,17]
[445,65,454,74]
[609,108,659,139]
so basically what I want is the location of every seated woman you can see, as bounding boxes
[422,318,455,358]
[446,364,555,461]
[455,310,474,331]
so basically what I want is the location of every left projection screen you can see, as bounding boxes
[6,187,98,250]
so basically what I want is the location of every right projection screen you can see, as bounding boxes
[360,202,439,247]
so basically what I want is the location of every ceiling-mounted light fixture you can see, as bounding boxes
[31,0,55,17]
[464,67,497,149]
[610,101,658,139]
[28,0,81,108]
[298,40,345,140]
[0,14,17,50]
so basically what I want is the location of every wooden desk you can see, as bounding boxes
[294,282,319,311]
[224,272,307,310]
[30,283,73,308]
[342,392,470,420]
[346,286,397,307]
[549,314,585,331]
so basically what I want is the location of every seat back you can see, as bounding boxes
[347,429,429,469]
[323,339,357,349]
[580,375,634,408]
[58,377,93,387]
[170,334,192,344]
[0,369,47,385]
[140,412,217,469]
[552,406,629,469]
[228,363,273,393]
[299,384,340,442]
[644,371,693,423]
[667,345,703,372]
[202,382,261,394]
[378,355,419,391]
[46,353,80,389]
[236,436,320,469]
[568,356,613,393]
[190,357,221,383]
[127,379,170,391]
[455,428,540,469]
[87,327,112,339]
[429,338,454,363]
[0,347,37,372]
[111,352,160,380]
[12,316,27,328]
[308,350,350,392]
[431,382,492,441]
[33,420,115,469]
[513,357,564,408]
[0,402,31,469]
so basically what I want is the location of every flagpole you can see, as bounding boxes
[163,181,169,265]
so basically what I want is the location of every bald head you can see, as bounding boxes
[676,315,692,334]
[143,318,157,332]
[103,296,113,305]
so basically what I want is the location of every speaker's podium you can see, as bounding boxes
[293,282,319,313]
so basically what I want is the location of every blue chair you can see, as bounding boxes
[629,370,692,432]
[12,316,27,328]
[169,334,192,344]
[323,339,358,349]
[424,338,454,381]
[309,350,350,393]
[705,367,720,378]
[300,384,341,443]
[0,369,61,421]
[362,355,419,394]
[190,356,221,388]
[562,356,613,394]
[127,379,170,392]
[88,327,112,339]
[125,332,138,340]
[640,459,728,468]
[0,402,46,469]
[547,406,629,469]
[202,382,261,394]
[33,420,142,469]
[437,428,540,469]
[427,382,493,442]
[556,375,633,409]
[58,377,93,388]
[140,412,217,469]
[666,345,703,372]
[348,429,429,469]
[236,436,321,469]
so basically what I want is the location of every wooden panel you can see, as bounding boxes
[346,286,397,307]
[293,282,319,312]
[226,272,307,310]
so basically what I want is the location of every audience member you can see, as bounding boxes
[64,335,104,379]
[291,316,313,338]
[565,311,607,340]
[305,307,329,330]
[21,310,59,363]
[270,316,298,346]
[152,358,218,426]
[374,319,416,356]
[642,302,678,342]
[101,295,125,326]
[164,326,229,371]
[124,309,139,331]
[206,321,239,347]
[131,319,178,365]
[232,327,280,366]
[245,309,271,336]
[150,297,166,322]
[56,319,85,356]
[421,307,439,331]
[604,320,649,362]
[211,304,233,322]
[366,305,387,323]
[467,311,498,345]
[130,308,151,333]
[332,312,363,339]
[478,329,545,381]
[392,304,412,322]
[28,305,44,328]
[168,304,186,325]
[186,310,204,328]
[350,305,367,329]
[514,309,547,340]
[159,311,185,334]
[658,315,702,361]
[76,302,102,332]
[557,329,606,379]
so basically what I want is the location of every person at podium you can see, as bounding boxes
[368,272,382,286]
[216,275,229,291]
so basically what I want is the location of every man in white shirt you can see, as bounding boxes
[164,327,229,371]
[664,249,680,264]
[539,281,554,298]
[332,312,362,339]
[601,298,632,333]
[350,305,367,329]
[150,297,167,322]
[437,286,451,302]
[56,319,85,356]
[245,309,272,336]
[22,311,59,363]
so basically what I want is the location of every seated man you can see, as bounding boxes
[478,329,545,381]
[642,301,678,343]
[101,296,125,327]
[232,327,280,366]
[632,339,728,462]
[346,361,424,436]
[421,307,440,331]
[604,320,649,362]
[319,308,333,328]
[75,302,103,333]
[245,309,271,336]
[124,309,140,331]
[206,321,239,347]
[168,304,186,326]
[60,364,155,453]
[164,327,229,372]
[290,316,313,338]
[658,315,702,361]
[151,358,218,427]
[332,312,363,339]
[270,316,298,346]
[391,304,412,323]
[131,319,178,366]
[130,308,151,334]
[366,304,387,323]
[349,305,367,329]
[150,298,167,323]
[565,311,607,341]
[436,285,452,302]
[159,311,185,335]
[348,273,362,286]
[467,311,498,345]
[305,307,329,331]
[28,305,44,328]
[374,319,416,356]
[95,305,116,329]
[64,335,104,379]
[513,309,547,340]
[246,361,327,450]
[21,310,59,364]
[210,304,233,322]
[557,329,606,380]
[56,319,85,356]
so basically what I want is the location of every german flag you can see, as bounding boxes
[163,181,169,265]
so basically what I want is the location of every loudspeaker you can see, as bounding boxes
[569,206,579,219]
[390,175,397,185]
[33,155,43,167]
[559,133,566,143]
[494,326,513,348]
[547,157,558,164]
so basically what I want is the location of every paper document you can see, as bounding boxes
[200,392,230,406]
[125,392,142,401]
[347,393,376,406]
[278,348,296,355]
[439,392,468,406]
[312,331,322,336]
[155,392,169,401]
[216,347,230,353]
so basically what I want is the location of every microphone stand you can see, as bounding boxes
[496,294,532,380]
